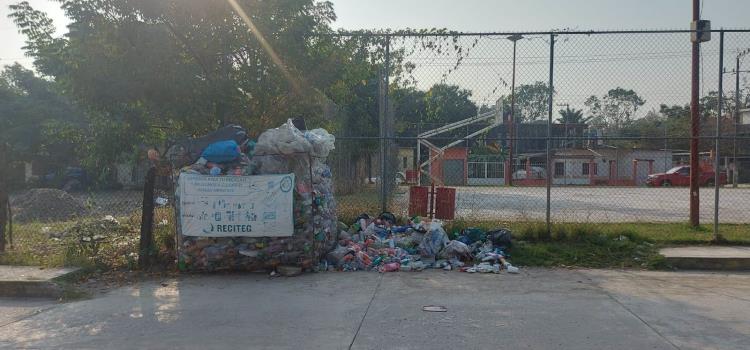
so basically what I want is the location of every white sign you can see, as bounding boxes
[178,173,295,237]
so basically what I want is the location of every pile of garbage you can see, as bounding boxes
[324,213,519,274]
[174,119,338,271]
[11,188,88,223]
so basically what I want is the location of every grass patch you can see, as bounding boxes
[442,221,750,245]
[440,220,749,269]
[336,186,381,224]
[0,207,176,272]
[5,187,748,272]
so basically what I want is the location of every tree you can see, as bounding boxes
[392,86,427,136]
[0,63,84,165]
[9,0,385,179]
[557,107,588,124]
[585,87,645,133]
[423,83,478,124]
[506,81,551,122]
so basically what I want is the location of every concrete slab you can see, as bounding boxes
[581,269,750,350]
[660,247,750,270]
[0,298,58,328]
[0,266,80,282]
[1,269,749,349]
[660,246,750,258]
[0,266,81,298]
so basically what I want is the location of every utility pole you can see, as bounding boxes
[545,33,555,237]
[507,34,523,186]
[689,0,705,227]
[714,30,724,240]
[735,55,740,188]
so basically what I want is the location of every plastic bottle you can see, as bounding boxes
[379,262,400,272]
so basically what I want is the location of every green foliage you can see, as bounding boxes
[557,106,588,125]
[423,83,477,123]
[9,0,360,161]
[585,87,645,132]
[0,63,84,164]
[506,81,552,122]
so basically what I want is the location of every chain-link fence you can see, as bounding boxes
[329,29,750,233]
[2,29,750,265]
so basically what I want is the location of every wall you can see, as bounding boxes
[429,147,468,185]
[616,150,672,185]
[398,148,415,171]
[552,158,602,185]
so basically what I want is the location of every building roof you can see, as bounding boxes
[554,148,669,159]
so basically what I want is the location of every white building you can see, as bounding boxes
[552,148,673,186]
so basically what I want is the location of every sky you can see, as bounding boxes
[2,0,750,116]
[3,0,748,67]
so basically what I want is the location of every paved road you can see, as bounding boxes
[392,186,750,223]
[2,269,750,349]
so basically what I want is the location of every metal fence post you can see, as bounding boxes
[0,143,7,253]
[378,67,387,214]
[714,30,724,240]
[378,36,391,214]
[139,166,156,269]
[545,33,555,238]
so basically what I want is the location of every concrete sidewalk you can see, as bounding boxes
[1,269,749,349]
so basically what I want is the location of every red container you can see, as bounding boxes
[434,187,456,220]
[408,186,429,217]
[405,170,419,184]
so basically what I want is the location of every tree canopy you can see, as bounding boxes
[557,107,588,125]
[0,63,84,164]
[585,87,645,133]
[506,81,551,122]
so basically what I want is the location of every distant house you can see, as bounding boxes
[551,148,672,186]
[398,147,415,172]
[424,145,673,187]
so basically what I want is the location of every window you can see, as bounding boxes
[402,156,408,170]
[582,163,590,176]
[487,162,503,178]
[468,162,486,178]
[554,162,565,177]
[593,163,598,175]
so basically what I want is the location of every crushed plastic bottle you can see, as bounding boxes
[379,262,400,273]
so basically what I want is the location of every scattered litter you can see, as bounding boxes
[325,214,519,274]
[422,305,447,312]
[277,265,302,277]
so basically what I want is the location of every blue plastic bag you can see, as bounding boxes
[201,140,240,163]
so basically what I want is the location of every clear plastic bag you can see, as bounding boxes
[419,220,449,257]
[255,119,312,156]
[441,240,472,259]
[305,128,336,158]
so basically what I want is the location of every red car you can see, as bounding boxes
[646,165,727,187]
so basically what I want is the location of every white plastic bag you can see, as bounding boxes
[419,220,449,257]
[254,119,312,156]
[441,240,471,259]
[305,128,336,158]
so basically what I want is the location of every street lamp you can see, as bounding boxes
[506,34,523,186]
